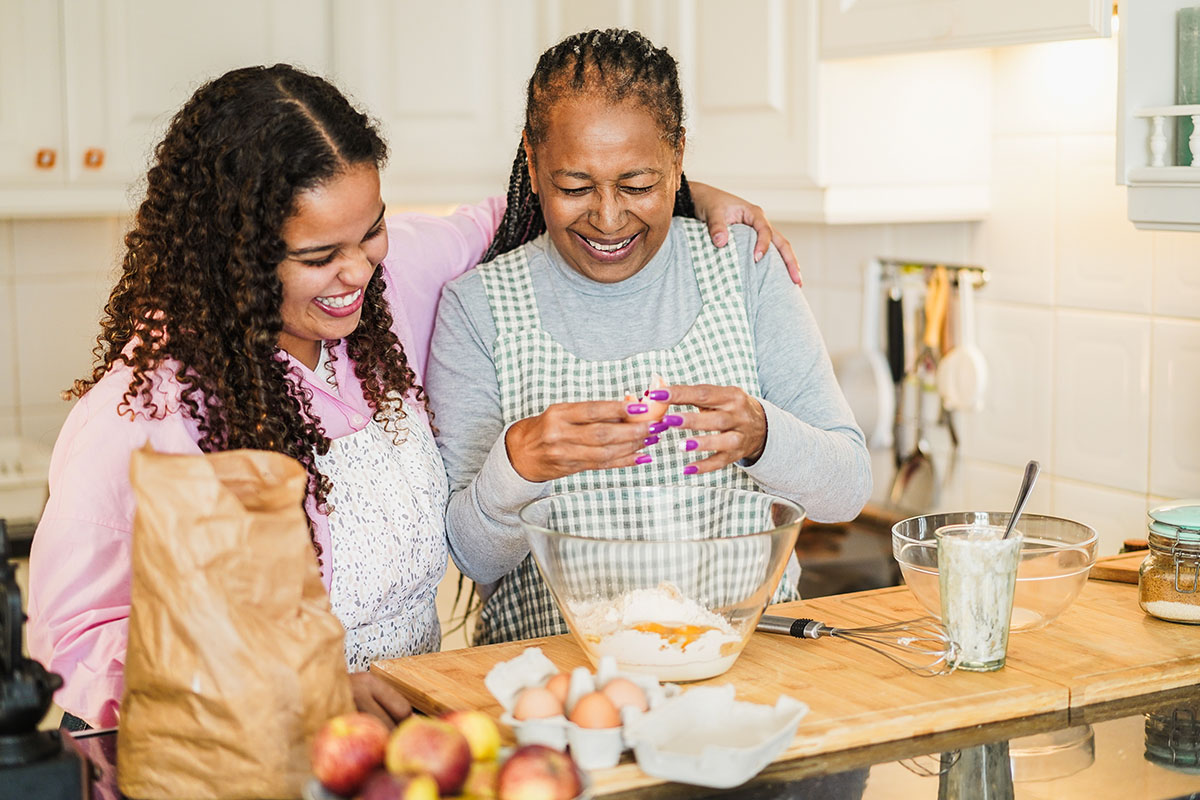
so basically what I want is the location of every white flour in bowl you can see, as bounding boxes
[567,583,744,681]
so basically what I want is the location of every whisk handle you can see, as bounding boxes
[757,615,826,639]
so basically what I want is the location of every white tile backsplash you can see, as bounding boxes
[962,459,1053,516]
[822,225,888,291]
[776,223,823,287]
[1149,319,1200,498]
[11,218,124,281]
[0,221,12,279]
[816,286,864,359]
[964,302,1054,469]
[1055,135,1154,314]
[980,136,1057,306]
[1053,310,1151,493]
[1153,231,1200,321]
[19,405,73,451]
[885,223,973,266]
[0,283,16,409]
[991,37,1118,137]
[14,279,110,407]
[1052,479,1147,557]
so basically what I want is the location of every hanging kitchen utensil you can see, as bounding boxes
[887,277,906,468]
[756,615,960,677]
[834,260,894,449]
[937,270,988,412]
[890,266,949,512]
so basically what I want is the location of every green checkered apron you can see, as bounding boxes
[474,218,800,645]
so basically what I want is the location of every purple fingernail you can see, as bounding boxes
[683,464,699,476]
[681,438,698,452]
[663,414,684,427]
[648,421,668,434]
[636,454,653,465]
[626,403,648,414]
[646,390,669,401]
[643,435,660,446]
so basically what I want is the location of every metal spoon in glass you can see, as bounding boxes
[1003,460,1042,539]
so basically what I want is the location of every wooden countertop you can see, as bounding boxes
[372,579,1200,796]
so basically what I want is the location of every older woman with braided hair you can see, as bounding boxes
[428,29,872,645]
[27,62,799,731]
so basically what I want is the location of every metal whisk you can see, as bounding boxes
[756,615,961,677]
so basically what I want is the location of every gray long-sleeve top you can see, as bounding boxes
[426,220,872,585]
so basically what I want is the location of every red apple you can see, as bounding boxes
[442,710,502,761]
[385,715,472,795]
[310,712,390,796]
[462,759,500,798]
[359,770,439,800]
[496,744,583,800]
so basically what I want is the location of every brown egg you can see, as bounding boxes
[568,691,621,729]
[512,686,565,720]
[544,672,571,705]
[600,678,649,713]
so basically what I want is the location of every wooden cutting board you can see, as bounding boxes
[1088,551,1144,583]
[835,580,1200,707]
[371,580,1197,796]
[372,593,1063,795]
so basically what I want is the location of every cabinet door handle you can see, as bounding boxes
[35,149,57,169]
[83,148,105,169]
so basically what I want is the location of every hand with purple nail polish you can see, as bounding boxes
[643,435,660,446]
[648,383,769,478]
[504,398,664,482]
[683,464,699,476]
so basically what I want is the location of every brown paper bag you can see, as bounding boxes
[117,445,354,799]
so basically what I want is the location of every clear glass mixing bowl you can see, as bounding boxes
[892,511,1098,632]
[520,486,804,681]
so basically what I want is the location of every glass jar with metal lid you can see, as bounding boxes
[1138,500,1200,624]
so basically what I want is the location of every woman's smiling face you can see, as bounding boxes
[276,163,387,369]
[525,97,683,283]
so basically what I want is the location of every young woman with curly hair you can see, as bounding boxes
[27,62,799,731]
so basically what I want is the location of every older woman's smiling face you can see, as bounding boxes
[525,97,683,283]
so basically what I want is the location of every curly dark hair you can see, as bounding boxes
[71,64,424,562]
[482,28,696,262]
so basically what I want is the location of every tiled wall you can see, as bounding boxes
[1,35,1197,562]
[797,35,1200,556]
[0,217,126,449]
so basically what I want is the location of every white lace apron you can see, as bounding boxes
[474,218,800,645]
[314,347,449,671]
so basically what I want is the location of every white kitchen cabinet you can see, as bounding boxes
[1117,0,1200,232]
[820,0,1111,59]
[0,0,331,217]
[333,0,990,223]
[329,0,540,206]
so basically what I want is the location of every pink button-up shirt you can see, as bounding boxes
[27,199,504,728]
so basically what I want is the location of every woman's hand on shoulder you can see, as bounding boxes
[687,181,802,286]
[349,671,413,726]
[505,400,655,483]
[661,384,768,475]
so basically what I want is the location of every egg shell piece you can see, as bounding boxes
[622,684,809,789]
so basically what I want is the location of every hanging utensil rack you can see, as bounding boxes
[875,258,989,288]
